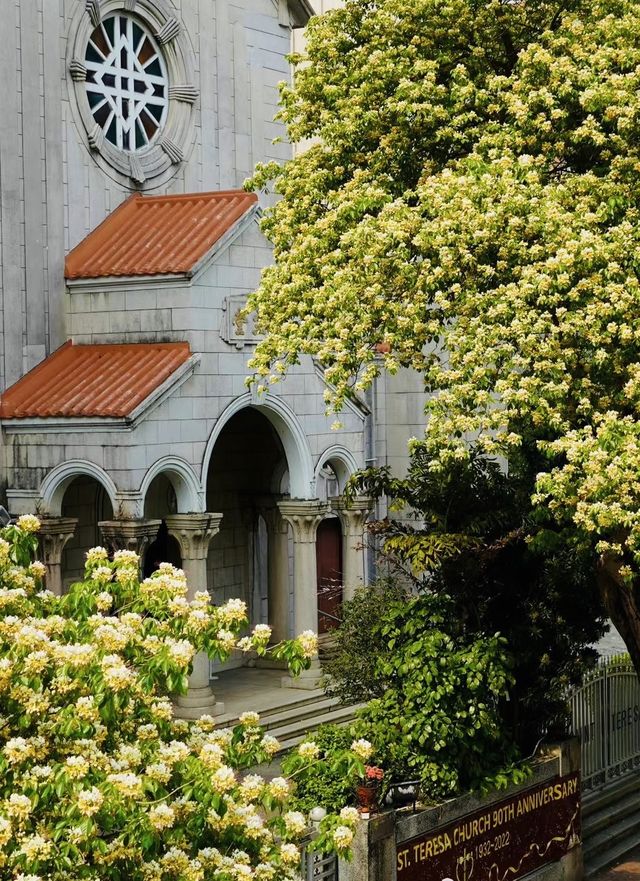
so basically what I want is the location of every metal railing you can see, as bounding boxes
[300,844,338,881]
[570,653,640,792]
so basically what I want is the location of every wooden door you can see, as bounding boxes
[316,518,343,633]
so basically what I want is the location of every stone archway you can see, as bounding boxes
[205,407,290,668]
[202,393,315,500]
[61,475,114,590]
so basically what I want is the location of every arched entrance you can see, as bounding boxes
[205,407,291,668]
[61,475,114,590]
[142,473,183,576]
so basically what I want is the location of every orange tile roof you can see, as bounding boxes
[0,341,192,419]
[65,190,259,279]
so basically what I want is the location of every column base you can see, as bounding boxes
[281,662,324,690]
[173,686,225,720]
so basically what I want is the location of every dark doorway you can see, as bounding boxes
[316,518,343,633]
[143,521,183,578]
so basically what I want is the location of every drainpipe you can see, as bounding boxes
[364,378,377,584]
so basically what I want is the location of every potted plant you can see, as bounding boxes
[356,765,384,816]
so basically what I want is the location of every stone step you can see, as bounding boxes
[221,696,344,733]
[269,703,364,745]
[583,772,640,819]
[583,786,640,838]
[584,806,640,877]
[583,805,640,869]
[213,689,328,730]
[277,708,363,754]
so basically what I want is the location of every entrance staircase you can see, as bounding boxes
[214,690,364,754]
[583,772,640,876]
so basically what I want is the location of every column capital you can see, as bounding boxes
[259,501,288,535]
[99,519,161,555]
[38,516,79,541]
[277,500,329,543]
[331,496,373,535]
[165,513,223,560]
[39,517,78,562]
[38,517,78,596]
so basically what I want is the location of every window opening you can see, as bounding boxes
[84,13,168,152]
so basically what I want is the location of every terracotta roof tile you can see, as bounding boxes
[0,341,192,419]
[65,190,258,279]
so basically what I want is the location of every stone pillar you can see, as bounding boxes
[38,517,78,596]
[98,519,162,561]
[165,513,224,719]
[262,506,290,645]
[332,496,372,602]
[277,500,328,689]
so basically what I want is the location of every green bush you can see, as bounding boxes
[285,725,357,814]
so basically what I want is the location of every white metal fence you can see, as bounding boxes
[570,654,640,792]
[300,844,339,881]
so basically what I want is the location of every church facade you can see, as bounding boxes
[0,0,426,716]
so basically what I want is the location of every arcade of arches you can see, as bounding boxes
[35,407,371,716]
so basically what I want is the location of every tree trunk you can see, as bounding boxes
[597,552,640,674]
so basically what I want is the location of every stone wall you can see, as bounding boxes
[342,741,583,881]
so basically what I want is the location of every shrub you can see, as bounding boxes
[0,518,355,880]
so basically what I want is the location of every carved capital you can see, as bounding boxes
[260,503,289,536]
[168,84,199,104]
[277,500,329,544]
[156,18,181,46]
[331,496,372,537]
[39,517,78,564]
[85,0,101,28]
[69,59,87,82]
[165,514,223,561]
[99,520,161,556]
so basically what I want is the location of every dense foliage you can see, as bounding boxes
[245,0,640,665]
[0,518,359,881]
[321,580,405,706]
[289,590,528,807]
[348,451,606,752]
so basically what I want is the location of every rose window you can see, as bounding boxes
[84,14,168,152]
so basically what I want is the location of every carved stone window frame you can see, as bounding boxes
[68,0,198,188]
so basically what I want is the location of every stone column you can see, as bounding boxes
[165,513,224,719]
[38,517,78,596]
[98,519,162,561]
[277,500,328,689]
[332,497,372,602]
[262,505,290,645]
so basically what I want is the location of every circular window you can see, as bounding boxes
[68,0,198,188]
[85,14,168,152]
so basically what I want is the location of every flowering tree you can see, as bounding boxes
[246,0,640,669]
[0,517,358,881]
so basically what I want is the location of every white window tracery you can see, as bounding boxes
[84,14,168,152]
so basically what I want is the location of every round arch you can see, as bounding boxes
[315,445,360,494]
[201,393,315,499]
[40,460,118,517]
[140,456,204,514]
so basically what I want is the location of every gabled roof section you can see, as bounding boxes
[65,190,259,280]
[0,341,192,419]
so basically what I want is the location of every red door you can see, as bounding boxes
[316,519,343,633]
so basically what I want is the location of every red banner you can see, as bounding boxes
[396,772,580,881]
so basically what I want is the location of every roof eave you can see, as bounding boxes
[289,0,315,25]
[1,353,201,433]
